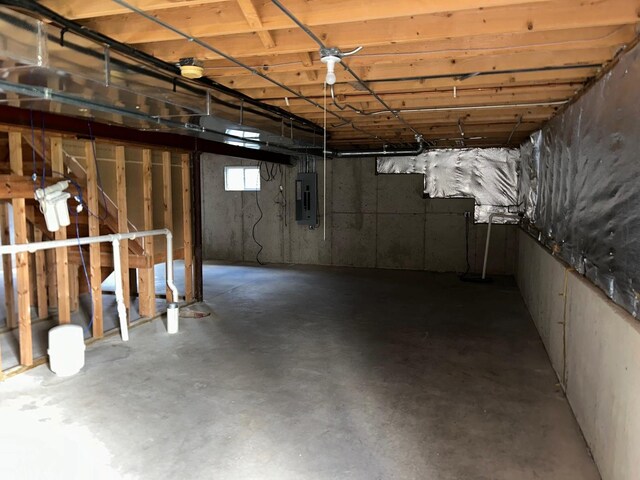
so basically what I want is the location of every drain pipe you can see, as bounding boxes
[0,228,180,341]
[482,213,521,280]
[330,138,426,158]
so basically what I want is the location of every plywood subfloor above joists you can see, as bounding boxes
[40,0,640,148]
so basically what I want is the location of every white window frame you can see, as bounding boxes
[224,166,261,192]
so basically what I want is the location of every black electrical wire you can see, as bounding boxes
[252,188,265,266]
[40,115,46,188]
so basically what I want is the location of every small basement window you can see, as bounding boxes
[224,166,261,191]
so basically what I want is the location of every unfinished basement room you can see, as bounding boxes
[0,1,639,479]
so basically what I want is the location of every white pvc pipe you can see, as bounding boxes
[111,238,129,341]
[0,228,179,341]
[482,213,521,280]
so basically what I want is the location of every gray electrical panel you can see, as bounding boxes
[295,172,318,226]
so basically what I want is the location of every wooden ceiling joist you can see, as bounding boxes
[35,0,640,148]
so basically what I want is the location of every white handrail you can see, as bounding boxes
[482,213,520,280]
[0,228,179,341]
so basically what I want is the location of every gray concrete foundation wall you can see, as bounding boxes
[517,229,640,480]
[202,155,517,274]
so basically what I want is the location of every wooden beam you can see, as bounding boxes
[69,264,79,312]
[138,149,156,317]
[236,0,275,49]
[82,0,552,44]
[212,47,613,90]
[51,137,70,324]
[33,228,49,320]
[9,132,32,366]
[45,249,58,309]
[115,145,130,316]
[239,67,598,99]
[85,141,103,338]
[68,251,150,269]
[181,154,193,302]
[201,25,636,74]
[0,203,15,329]
[0,175,42,199]
[134,0,640,57]
[299,53,318,82]
[40,0,231,20]
[162,151,173,303]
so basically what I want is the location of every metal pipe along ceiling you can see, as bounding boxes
[0,0,321,136]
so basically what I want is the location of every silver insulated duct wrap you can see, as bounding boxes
[519,43,640,319]
[377,148,519,223]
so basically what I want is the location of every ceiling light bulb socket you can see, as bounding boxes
[321,55,341,86]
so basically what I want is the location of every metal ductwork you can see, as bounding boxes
[0,4,323,157]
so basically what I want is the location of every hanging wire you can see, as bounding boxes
[29,110,37,188]
[40,116,47,189]
[323,82,327,242]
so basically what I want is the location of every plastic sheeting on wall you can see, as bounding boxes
[377,148,520,223]
[519,44,640,319]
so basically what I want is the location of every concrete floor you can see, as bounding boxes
[0,263,599,480]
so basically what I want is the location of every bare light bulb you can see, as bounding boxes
[321,55,341,86]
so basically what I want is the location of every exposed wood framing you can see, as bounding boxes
[162,151,173,302]
[51,137,70,324]
[45,249,58,309]
[115,145,130,316]
[85,141,103,338]
[33,228,49,320]
[138,149,156,317]
[9,131,32,366]
[0,175,49,199]
[51,0,638,148]
[236,0,275,49]
[69,264,79,312]
[0,203,15,329]
[181,153,193,302]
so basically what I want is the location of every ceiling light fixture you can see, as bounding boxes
[319,46,363,85]
[178,57,204,79]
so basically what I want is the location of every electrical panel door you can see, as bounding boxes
[295,172,318,226]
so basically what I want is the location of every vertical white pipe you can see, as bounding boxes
[112,238,129,341]
[165,231,179,302]
[482,215,494,280]
[323,81,327,241]
[482,213,520,279]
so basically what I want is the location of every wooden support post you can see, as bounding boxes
[85,141,103,338]
[51,137,70,323]
[138,149,155,317]
[69,264,79,312]
[115,145,130,316]
[27,220,37,309]
[181,154,193,302]
[46,249,58,309]
[0,203,16,329]
[9,131,32,366]
[162,151,173,303]
[33,228,49,320]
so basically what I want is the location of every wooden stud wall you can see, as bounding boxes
[138,148,156,318]
[0,128,196,376]
[9,132,32,367]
